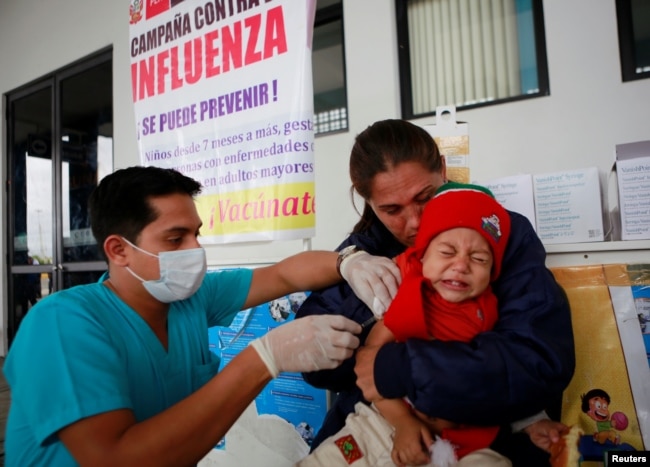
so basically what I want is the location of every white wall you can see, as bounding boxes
[2,0,650,349]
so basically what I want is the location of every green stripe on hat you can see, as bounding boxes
[435,181,496,199]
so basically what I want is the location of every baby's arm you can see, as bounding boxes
[367,322,434,466]
[365,318,396,348]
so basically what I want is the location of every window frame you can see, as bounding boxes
[313,1,349,136]
[395,0,550,119]
[616,0,650,82]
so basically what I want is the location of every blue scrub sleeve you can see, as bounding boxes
[4,288,132,446]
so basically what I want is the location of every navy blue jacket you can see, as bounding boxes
[296,210,575,452]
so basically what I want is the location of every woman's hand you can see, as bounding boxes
[354,344,383,402]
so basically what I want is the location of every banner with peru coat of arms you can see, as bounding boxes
[129,0,317,243]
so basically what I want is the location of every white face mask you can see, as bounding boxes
[122,237,207,303]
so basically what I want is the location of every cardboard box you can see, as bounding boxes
[615,140,650,241]
[533,167,604,244]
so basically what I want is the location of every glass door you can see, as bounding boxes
[8,84,54,339]
[6,49,113,343]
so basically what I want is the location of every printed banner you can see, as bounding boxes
[551,264,650,462]
[129,0,317,243]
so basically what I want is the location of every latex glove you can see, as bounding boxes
[250,315,362,377]
[340,251,401,318]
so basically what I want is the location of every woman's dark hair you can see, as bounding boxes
[89,166,202,257]
[349,119,443,233]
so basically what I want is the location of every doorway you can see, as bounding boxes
[6,48,113,344]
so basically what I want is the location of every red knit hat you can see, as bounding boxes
[413,182,511,280]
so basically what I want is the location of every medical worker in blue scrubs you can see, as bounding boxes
[3,166,400,467]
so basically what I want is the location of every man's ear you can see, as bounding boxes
[104,235,129,266]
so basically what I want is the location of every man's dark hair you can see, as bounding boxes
[89,166,202,256]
